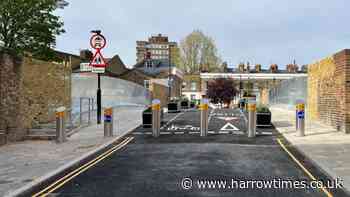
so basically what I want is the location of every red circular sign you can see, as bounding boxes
[90,34,106,50]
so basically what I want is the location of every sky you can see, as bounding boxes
[55,0,350,69]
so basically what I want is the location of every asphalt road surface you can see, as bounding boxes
[32,108,349,197]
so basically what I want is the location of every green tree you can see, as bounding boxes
[179,30,221,74]
[0,0,67,60]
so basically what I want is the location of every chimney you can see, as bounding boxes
[255,64,262,72]
[270,64,278,73]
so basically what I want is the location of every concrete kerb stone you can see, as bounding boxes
[4,123,140,197]
[273,126,350,196]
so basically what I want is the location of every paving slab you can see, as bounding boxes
[0,106,145,197]
[271,106,350,194]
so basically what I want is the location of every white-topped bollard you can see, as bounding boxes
[247,98,257,138]
[152,99,161,137]
[296,100,305,137]
[200,98,209,137]
[104,108,113,137]
[56,107,67,143]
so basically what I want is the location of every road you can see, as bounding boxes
[31,108,348,197]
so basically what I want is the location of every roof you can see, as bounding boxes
[133,59,176,69]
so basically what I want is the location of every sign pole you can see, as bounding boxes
[97,73,101,124]
[89,30,107,124]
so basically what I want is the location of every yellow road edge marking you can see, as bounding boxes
[277,138,333,197]
[38,137,134,197]
[32,137,134,197]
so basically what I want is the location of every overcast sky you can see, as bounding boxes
[55,0,350,68]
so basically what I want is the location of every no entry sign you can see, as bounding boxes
[90,34,106,50]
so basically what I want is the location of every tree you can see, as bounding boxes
[179,30,221,74]
[0,0,67,60]
[207,78,238,107]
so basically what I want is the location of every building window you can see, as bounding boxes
[191,82,196,91]
[191,94,196,100]
[145,61,153,68]
[144,80,150,89]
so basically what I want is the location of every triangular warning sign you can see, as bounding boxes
[90,51,107,67]
[220,123,239,131]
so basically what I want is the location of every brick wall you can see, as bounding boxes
[307,49,350,133]
[150,80,169,108]
[0,51,71,141]
[0,52,24,140]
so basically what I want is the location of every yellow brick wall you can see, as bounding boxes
[307,51,348,132]
[307,57,336,120]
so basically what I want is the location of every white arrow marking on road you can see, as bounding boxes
[220,122,240,131]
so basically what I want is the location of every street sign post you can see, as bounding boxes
[89,31,108,124]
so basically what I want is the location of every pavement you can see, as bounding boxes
[270,105,350,194]
[0,106,145,197]
[27,107,349,197]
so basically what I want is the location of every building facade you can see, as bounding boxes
[136,34,178,63]
[181,74,205,101]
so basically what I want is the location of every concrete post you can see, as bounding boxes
[247,98,257,138]
[152,99,161,137]
[104,108,113,137]
[200,98,209,137]
[56,107,66,143]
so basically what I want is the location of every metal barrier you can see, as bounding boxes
[247,98,257,138]
[152,99,161,137]
[200,99,209,137]
[296,100,305,136]
[104,108,113,137]
[56,107,66,143]
[80,97,94,126]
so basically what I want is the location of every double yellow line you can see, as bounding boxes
[277,138,333,197]
[33,137,134,197]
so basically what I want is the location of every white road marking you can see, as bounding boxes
[208,108,216,123]
[160,112,184,129]
[258,132,273,135]
[220,122,240,131]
